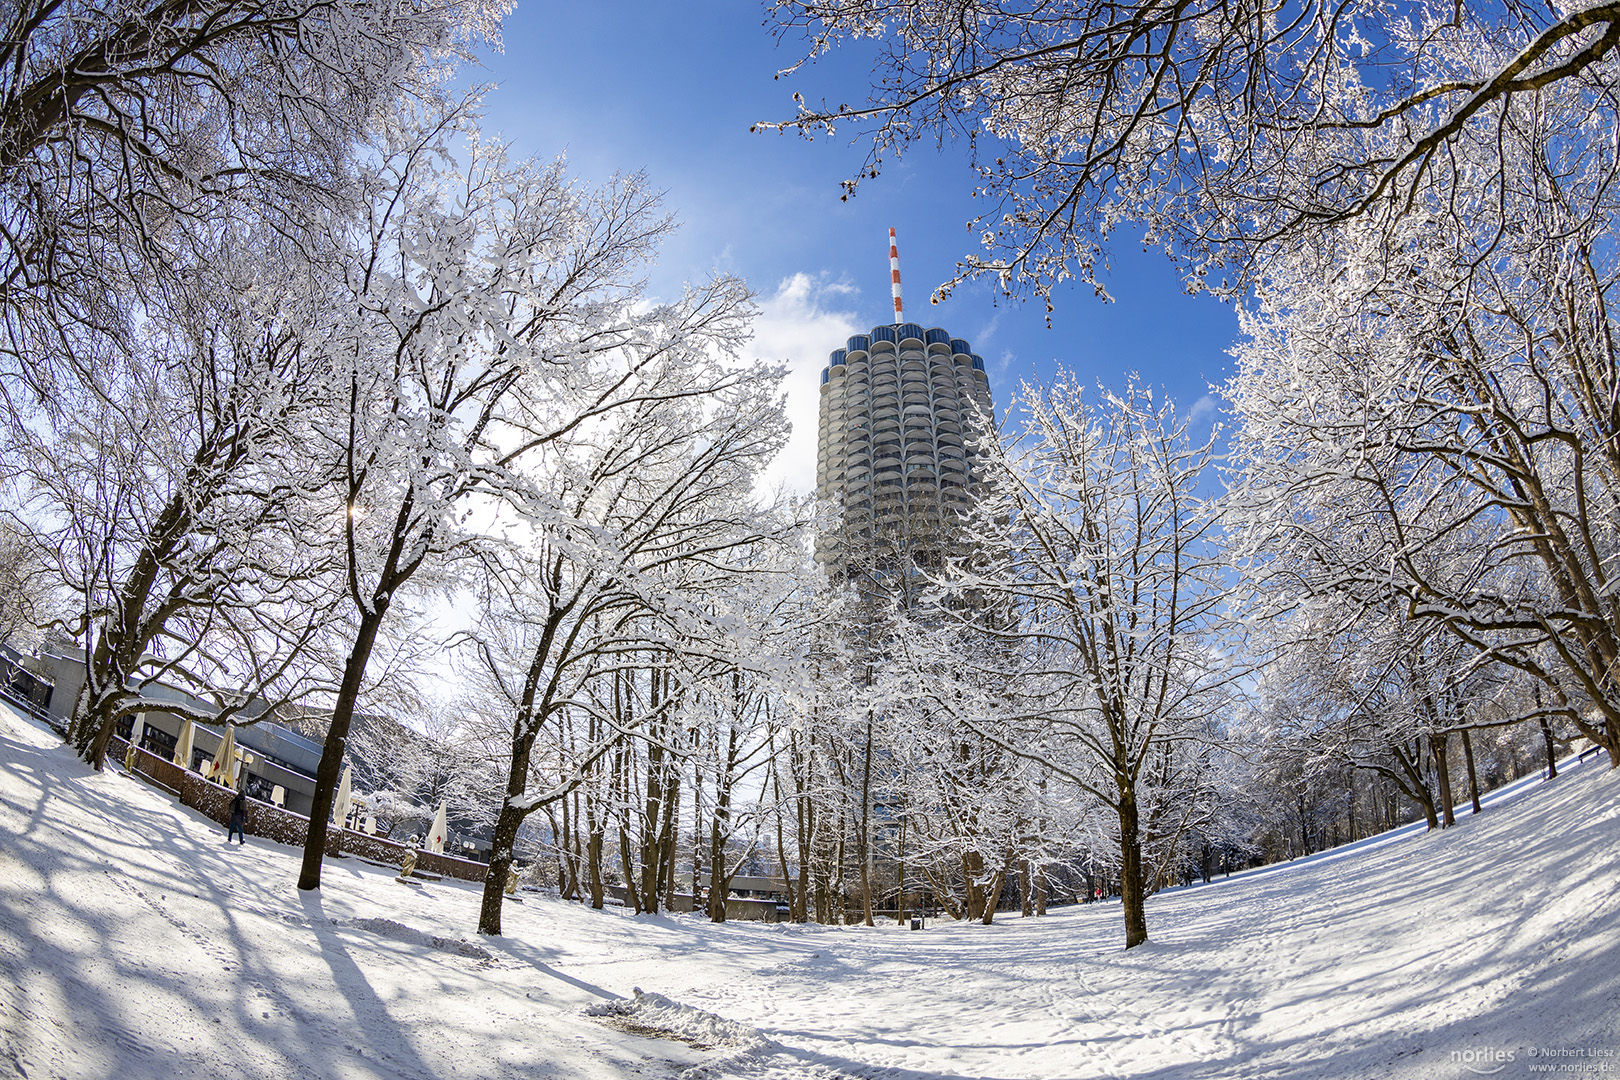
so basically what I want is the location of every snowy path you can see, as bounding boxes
[1,701,1616,1080]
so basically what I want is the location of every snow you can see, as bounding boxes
[2,699,1616,1080]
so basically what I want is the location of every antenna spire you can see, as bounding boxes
[888,228,903,321]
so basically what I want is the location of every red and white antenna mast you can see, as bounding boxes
[888,227,904,321]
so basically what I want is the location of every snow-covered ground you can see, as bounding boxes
[1,701,1616,1080]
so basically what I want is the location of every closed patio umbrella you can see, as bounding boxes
[427,802,447,854]
[207,723,237,787]
[333,766,353,829]
[172,720,195,769]
[124,713,146,772]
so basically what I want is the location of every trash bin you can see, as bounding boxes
[910,918,922,931]
[774,903,790,923]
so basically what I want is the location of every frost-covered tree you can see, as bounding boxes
[293,109,751,892]
[342,702,503,839]
[0,517,56,650]
[880,672,1051,924]
[1,0,503,772]
[765,0,1620,303]
[1245,588,1561,852]
[1,0,499,395]
[909,374,1233,947]
[770,584,858,923]
[1225,199,1620,769]
[1254,601,1464,834]
[3,217,349,768]
[686,559,811,924]
[460,333,790,934]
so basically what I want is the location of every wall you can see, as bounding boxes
[36,647,85,721]
[110,737,489,885]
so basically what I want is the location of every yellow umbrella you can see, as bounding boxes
[172,719,195,769]
[207,723,237,787]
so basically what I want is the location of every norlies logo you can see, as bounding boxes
[1452,1047,1516,1075]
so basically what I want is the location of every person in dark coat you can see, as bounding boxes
[226,787,247,845]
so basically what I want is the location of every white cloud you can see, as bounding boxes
[1187,392,1217,432]
[974,310,1003,349]
[749,273,863,498]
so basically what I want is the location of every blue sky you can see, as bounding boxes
[473,0,1240,492]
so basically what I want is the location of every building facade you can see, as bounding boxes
[815,322,994,581]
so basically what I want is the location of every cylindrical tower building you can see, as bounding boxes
[814,322,994,578]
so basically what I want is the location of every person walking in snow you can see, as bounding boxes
[226,788,246,845]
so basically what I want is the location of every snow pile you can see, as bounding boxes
[582,991,874,1080]
[585,987,772,1052]
[585,988,788,1080]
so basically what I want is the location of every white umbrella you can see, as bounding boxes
[172,719,195,769]
[207,723,237,787]
[129,713,145,751]
[332,766,353,829]
[426,802,447,854]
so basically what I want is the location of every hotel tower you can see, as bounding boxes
[814,232,994,580]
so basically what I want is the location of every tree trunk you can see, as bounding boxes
[980,867,1005,925]
[586,819,606,909]
[1345,768,1358,841]
[771,757,796,923]
[1541,716,1559,780]
[550,802,576,901]
[1413,786,1438,830]
[1460,728,1482,814]
[1393,739,1441,830]
[707,739,736,922]
[895,811,907,925]
[615,733,642,912]
[794,791,811,922]
[638,667,670,915]
[1430,733,1456,828]
[565,794,583,900]
[551,804,570,901]
[75,488,193,770]
[1117,793,1148,949]
[80,680,123,772]
[617,818,640,913]
[298,607,386,892]
[961,851,984,922]
[857,847,875,927]
[478,700,545,935]
[857,714,875,927]
[638,758,663,913]
[836,827,850,924]
[479,799,526,935]
[924,861,963,921]
[585,732,608,909]
[660,776,679,912]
